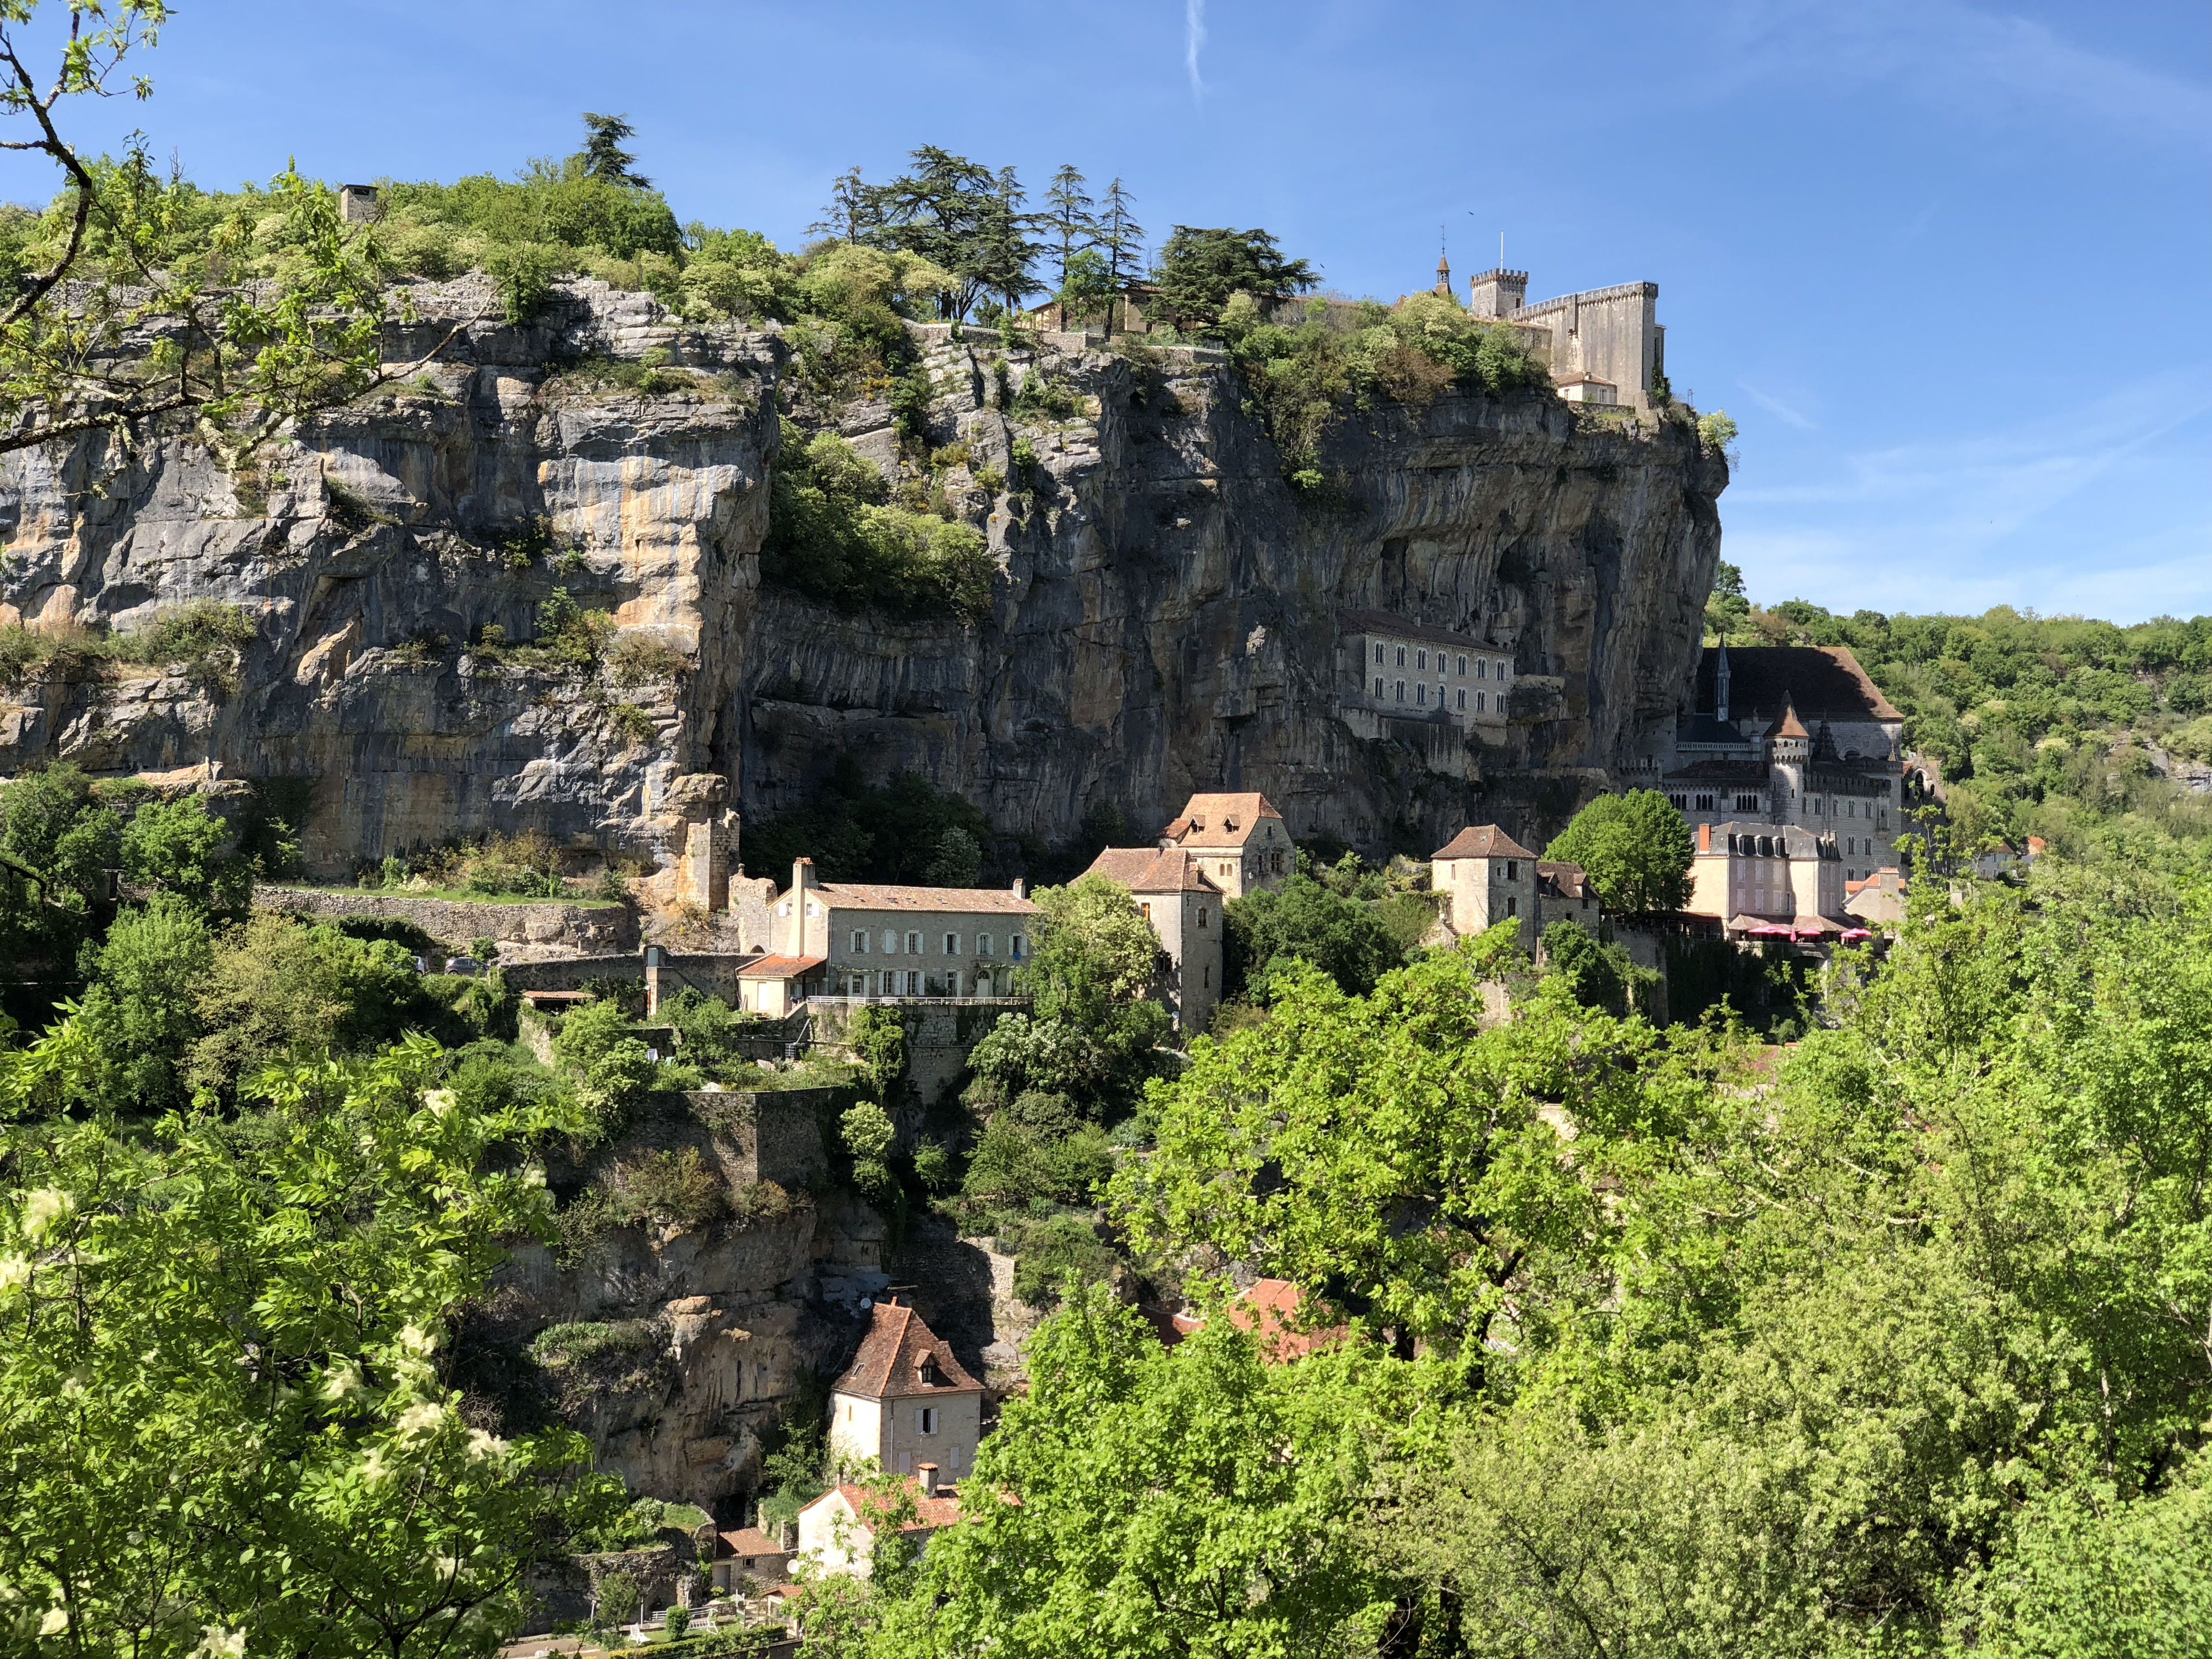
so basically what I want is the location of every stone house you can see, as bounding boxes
[711,1525,792,1593]
[773,858,1037,1000]
[826,1296,985,1483]
[796,1469,963,1581]
[733,952,826,1018]
[1845,867,1907,926]
[1431,825,1600,953]
[1337,609,1515,733]
[1083,847,1225,1034]
[1686,820,1849,936]
[1155,792,1293,900]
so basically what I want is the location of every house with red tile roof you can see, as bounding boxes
[1150,1279,1350,1363]
[1082,846,1224,1032]
[1155,792,1292,899]
[827,1296,984,1484]
[795,1468,966,1580]
[710,1525,793,1593]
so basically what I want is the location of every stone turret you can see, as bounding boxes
[1467,267,1528,319]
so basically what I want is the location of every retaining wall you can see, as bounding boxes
[256,885,637,953]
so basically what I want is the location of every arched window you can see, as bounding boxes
[1456,688,1467,710]
[1374,675,1384,697]
[1396,645,1406,667]
[1417,649,1428,671]
[1374,643,1385,664]
[1395,680,1405,702]
[1417,684,1427,706]
[1457,655,1467,675]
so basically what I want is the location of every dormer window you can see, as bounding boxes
[920,1354,945,1387]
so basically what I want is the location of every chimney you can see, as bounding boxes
[1010,877,1026,900]
[1698,823,1712,853]
[917,1462,938,1498]
[789,857,816,954]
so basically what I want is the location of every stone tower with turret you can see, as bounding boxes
[1466,267,1528,319]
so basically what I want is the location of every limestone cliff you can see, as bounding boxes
[0,279,1725,873]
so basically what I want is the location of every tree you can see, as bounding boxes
[1543,790,1694,918]
[922,826,983,888]
[1223,870,1402,1001]
[0,1032,620,1657]
[870,1284,1391,1658]
[1053,248,1117,333]
[578,112,649,187]
[1704,559,1751,641]
[75,893,212,1110]
[1540,917,1646,1019]
[1095,178,1144,335]
[0,8,399,457]
[808,165,885,245]
[869,146,1039,322]
[1042,164,1097,327]
[1113,947,1686,1361]
[1150,225,1317,332]
[118,794,254,916]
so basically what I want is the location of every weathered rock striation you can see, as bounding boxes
[0,279,1725,872]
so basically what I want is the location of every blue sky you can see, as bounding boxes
[4,0,2205,622]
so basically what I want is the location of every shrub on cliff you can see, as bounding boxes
[762,421,995,620]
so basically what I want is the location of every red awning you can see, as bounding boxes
[1840,927,1873,940]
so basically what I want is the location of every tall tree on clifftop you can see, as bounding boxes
[1097,177,1145,335]
[578,112,650,187]
[1151,225,1317,332]
[1043,164,1098,327]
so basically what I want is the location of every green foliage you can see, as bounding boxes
[1543,787,1694,916]
[1540,917,1650,1019]
[870,1285,1386,1657]
[75,894,214,1110]
[847,1005,909,1100]
[1725,599,2212,857]
[1216,290,1548,478]
[837,145,1042,322]
[741,758,989,888]
[1150,225,1318,331]
[0,1032,618,1657]
[1223,869,1404,1001]
[1009,1214,1118,1308]
[954,1105,1115,1237]
[1697,408,1740,453]
[762,420,995,619]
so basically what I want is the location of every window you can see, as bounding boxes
[1374,643,1385,664]
[1695,793,1714,811]
[1846,837,1856,854]
[1438,682,1447,708]
[806,900,820,916]
[1395,680,1406,702]
[1417,649,1428,670]
[1011,935,1026,959]
[852,929,869,953]
[899,1452,914,1473]
[1396,645,1407,666]
[1878,811,1888,829]
[1198,907,1209,929]
[978,932,994,956]
[948,971,963,997]
[1374,676,1385,697]
[1736,794,1759,811]
[1139,901,1152,921]
[945,932,960,955]
[1457,688,1467,710]
[1477,659,1488,679]
[1505,860,1519,880]
[1203,964,1211,987]
[1847,800,1856,818]
[1457,654,1467,675]
[884,928,899,953]
[906,931,922,954]
[1477,691,1486,712]
[1417,683,1428,706]
[1668,794,1687,810]
[917,1407,940,1436]
[1506,896,1517,917]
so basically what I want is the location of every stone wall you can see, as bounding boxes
[257,885,637,952]
[806,998,1025,1115]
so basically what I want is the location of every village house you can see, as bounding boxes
[1685,820,1863,942]
[826,1295,985,1483]
[709,1525,792,1594]
[794,1468,964,1581]
[1663,644,1905,885]
[1154,792,1293,899]
[1845,866,1907,926]
[739,857,1038,1013]
[1082,847,1224,1034]
[1335,610,1516,738]
[1430,825,1598,952]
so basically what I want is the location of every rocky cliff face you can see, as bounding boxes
[0,280,1723,873]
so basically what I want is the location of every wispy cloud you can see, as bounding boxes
[1739,380,1817,430]
[1185,0,1207,100]
[1722,367,2212,620]
[1708,0,2212,153]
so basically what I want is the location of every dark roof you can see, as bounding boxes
[1337,608,1509,657]
[1433,825,1536,861]
[1086,847,1223,894]
[1536,860,1593,902]
[1700,821,1839,861]
[1696,645,1902,723]
[832,1301,983,1401]
[1663,759,1769,785]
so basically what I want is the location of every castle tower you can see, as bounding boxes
[1765,697,1810,823]
[1467,268,1528,319]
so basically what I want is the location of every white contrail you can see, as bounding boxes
[1185,0,1207,98]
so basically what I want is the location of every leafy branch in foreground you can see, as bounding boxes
[0,2,465,462]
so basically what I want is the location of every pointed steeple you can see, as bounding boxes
[1714,640,1732,724]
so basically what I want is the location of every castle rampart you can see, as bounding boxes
[1502,279,1665,411]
